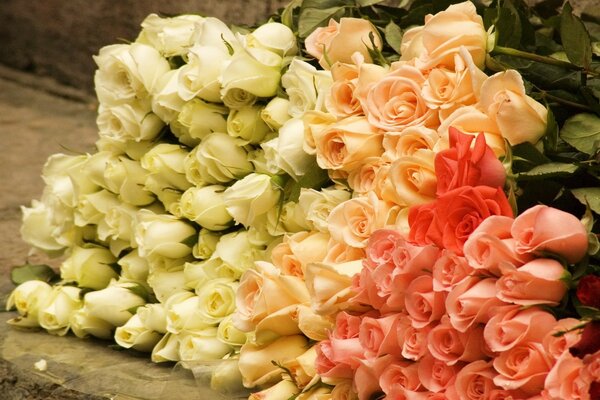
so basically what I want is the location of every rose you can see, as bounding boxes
[227,105,272,144]
[326,62,362,118]
[283,346,318,388]
[362,65,438,132]
[296,305,334,341]
[298,187,351,233]
[312,116,383,172]
[249,381,299,400]
[99,203,142,246]
[432,250,474,292]
[233,262,310,332]
[570,321,600,358]
[484,305,557,352]
[478,70,548,146]
[217,315,247,347]
[192,229,220,260]
[417,354,462,393]
[434,127,506,196]
[223,173,281,228]
[400,1,487,70]
[74,190,119,227]
[195,278,238,325]
[404,275,446,328]
[151,70,185,124]
[496,258,568,306]
[178,328,233,361]
[359,314,404,359]
[398,321,432,361]
[265,200,311,237]
[177,44,230,103]
[315,338,362,381]
[184,132,253,186]
[60,245,118,290]
[281,59,332,118]
[179,185,233,231]
[134,210,196,259]
[354,356,394,400]
[272,231,330,276]
[543,318,584,360]
[511,205,588,264]
[83,282,146,326]
[379,359,422,396]
[166,293,211,333]
[136,13,204,57]
[6,280,53,328]
[331,380,358,400]
[261,97,291,130]
[175,99,228,146]
[246,22,297,57]
[103,157,154,206]
[271,118,317,180]
[305,260,363,316]
[69,307,114,340]
[544,351,590,400]
[409,185,513,255]
[97,102,165,143]
[147,269,187,302]
[141,143,192,192]
[576,275,600,309]
[136,303,167,334]
[387,148,437,206]
[238,335,309,387]
[252,305,303,344]
[447,360,498,400]
[114,314,162,352]
[93,43,170,106]
[305,18,382,69]
[20,199,68,254]
[37,286,80,336]
[151,332,179,362]
[446,277,505,332]
[382,126,440,162]
[212,230,265,276]
[493,341,554,395]
[428,317,488,365]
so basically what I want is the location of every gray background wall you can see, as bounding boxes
[0,1,287,94]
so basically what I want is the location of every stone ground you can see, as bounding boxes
[0,69,247,399]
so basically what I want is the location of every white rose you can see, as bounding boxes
[261,97,291,130]
[146,252,189,273]
[276,118,315,179]
[118,249,150,283]
[70,307,114,339]
[179,185,233,231]
[298,187,351,232]
[223,173,281,227]
[166,294,212,334]
[20,200,66,254]
[151,69,186,123]
[137,13,205,57]
[80,151,117,190]
[192,229,220,259]
[143,175,182,212]
[193,16,239,51]
[97,102,165,142]
[75,189,120,227]
[147,269,187,302]
[137,303,168,334]
[83,282,147,327]
[265,201,310,236]
[195,278,239,325]
[122,139,157,161]
[38,285,82,335]
[282,59,332,118]
[6,280,53,327]
[184,258,241,291]
[178,328,233,361]
[151,332,181,362]
[210,358,246,394]
[178,44,230,103]
[97,202,138,244]
[141,143,192,192]
[115,314,162,352]
[184,132,253,186]
[217,315,248,347]
[134,209,196,259]
[214,230,266,275]
[60,245,118,290]
[43,154,92,208]
[104,157,154,206]
[176,99,228,146]
[250,145,282,175]
[247,22,297,57]
[227,105,272,144]
[93,43,170,106]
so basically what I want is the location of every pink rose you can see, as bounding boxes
[398,321,432,361]
[432,250,474,292]
[351,265,389,311]
[544,351,590,400]
[542,318,583,360]
[446,277,506,332]
[463,215,532,276]
[496,258,568,306]
[316,339,358,381]
[493,341,554,395]
[379,359,422,395]
[354,356,394,400]
[428,316,488,365]
[365,229,404,270]
[483,305,557,353]
[405,275,446,328]
[418,354,462,393]
[359,313,403,359]
[511,205,588,264]
[435,127,506,196]
[334,311,363,340]
[445,360,498,400]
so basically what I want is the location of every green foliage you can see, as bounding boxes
[560,2,592,69]
[11,263,58,285]
[561,113,600,155]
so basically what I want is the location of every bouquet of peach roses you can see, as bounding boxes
[7,0,600,399]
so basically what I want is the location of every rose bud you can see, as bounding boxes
[570,321,600,358]
[576,275,600,309]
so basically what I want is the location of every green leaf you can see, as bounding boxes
[560,2,592,68]
[571,187,600,214]
[561,113,600,155]
[281,0,303,29]
[494,0,522,49]
[181,233,199,248]
[355,0,383,5]
[543,106,559,153]
[576,305,600,319]
[126,283,151,302]
[517,162,579,180]
[384,21,403,54]
[298,6,346,38]
[11,264,58,285]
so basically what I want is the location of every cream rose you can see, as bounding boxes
[177,44,231,103]
[305,260,364,316]
[261,97,291,130]
[227,105,272,144]
[141,143,192,192]
[60,245,118,290]
[103,156,154,206]
[6,280,53,328]
[97,102,165,143]
[180,185,233,231]
[386,148,437,207]
[75,190,119,227]
[213,230,266,276]
[298,187,351,233]
[134,210,196,259]
[115,314,162,352]
[282,59,332,118]
[270,118,316,180]
[176,99,228,146]
[223,173,281,228]
[151,69,186,124]
[147,269,187,303]
[20,199,67,254]
[382,126,440,162]
[178,328,233,361]
[83,282,147,327]
[136,303,168,334]
[195,278,239,325]
[246,22,297,57]
[70,307,114,340]
[136,13,205,57]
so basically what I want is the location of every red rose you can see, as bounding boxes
[435,127,506,196]
[590,381,600,400]
[577,275,600,309]
[408,202,436,247]
[570,321,600,358]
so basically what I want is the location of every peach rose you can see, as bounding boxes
[362,65,438,132]
[511,205,588,264]
[324,239,366,264]
[401,1,487,70]
[305,18,382,69]
[379,359,422,396]
[326,62,363,118]
[284,231,331,275]
[359,313,404,359]
[405,275,446,328]
[271,241,303,278]
[542,318,583,360]
[463,215,532,276]
[432,250,474,292]
[428,316,488,365]
[544,351,590,400]
[328,193,399,249]
[315,339,357,381]
[422,48,487,120]
[305,260,364,316]
[303,111,337,155]
[334,311,364,340]
[398,322,432,361]
[233,261,310,332]
[493,341,554,395]
[313,116,383,172]
[351,266,388,311]
[382,126,440,162]
[354,356,394,400]
[418,354,462,393]
[348,157,389,195]
[365,229,404,270]
[496,258,568,306]
[446,277,506,332]
[446,360,499,400]
[478,70,547,146]
[438,106,505,156]
[483,305,557,353]
[331,380,359,400]
[387,149,438,207]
